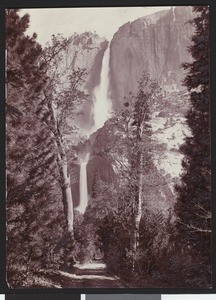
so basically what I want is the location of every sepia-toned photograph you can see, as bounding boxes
[6,6,211,289]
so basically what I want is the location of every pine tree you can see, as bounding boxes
[126,74,161,269]
[95,73,162,272]
[6,10,66,287]
[6,9,57,202]
[175,7,211,264]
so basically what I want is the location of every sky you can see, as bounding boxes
[19,7,171,47]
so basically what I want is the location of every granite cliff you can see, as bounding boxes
[58,7,194,129]
[109,6,194,109]
[64,7,194,211]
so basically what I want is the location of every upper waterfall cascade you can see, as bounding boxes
[91,43,112,132]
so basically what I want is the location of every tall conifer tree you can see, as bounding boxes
[175,6,211,264]
[6,10,66,287]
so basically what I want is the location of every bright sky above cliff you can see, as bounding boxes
[19,7,171,47]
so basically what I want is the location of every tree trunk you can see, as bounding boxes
[57,138,74,236]
[60,159,74,235]
[135,152,143,249]
[47,99,74,236]
[132,125,144,271]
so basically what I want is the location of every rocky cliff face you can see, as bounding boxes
[109,7,194,109]
[58,7,194,129]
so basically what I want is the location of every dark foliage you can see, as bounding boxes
[6,9,72,287]
[175,6,211,283]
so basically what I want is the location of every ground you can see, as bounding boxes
[35,262,126,288]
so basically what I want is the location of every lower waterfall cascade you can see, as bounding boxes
[77,153,90,214]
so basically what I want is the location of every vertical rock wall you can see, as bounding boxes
[109,7,194,109]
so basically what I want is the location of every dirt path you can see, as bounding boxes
[45,262,127,288]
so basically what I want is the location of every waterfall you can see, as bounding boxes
[77,153,90,214]
[77,44,112,214]
[91,43,112,132]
